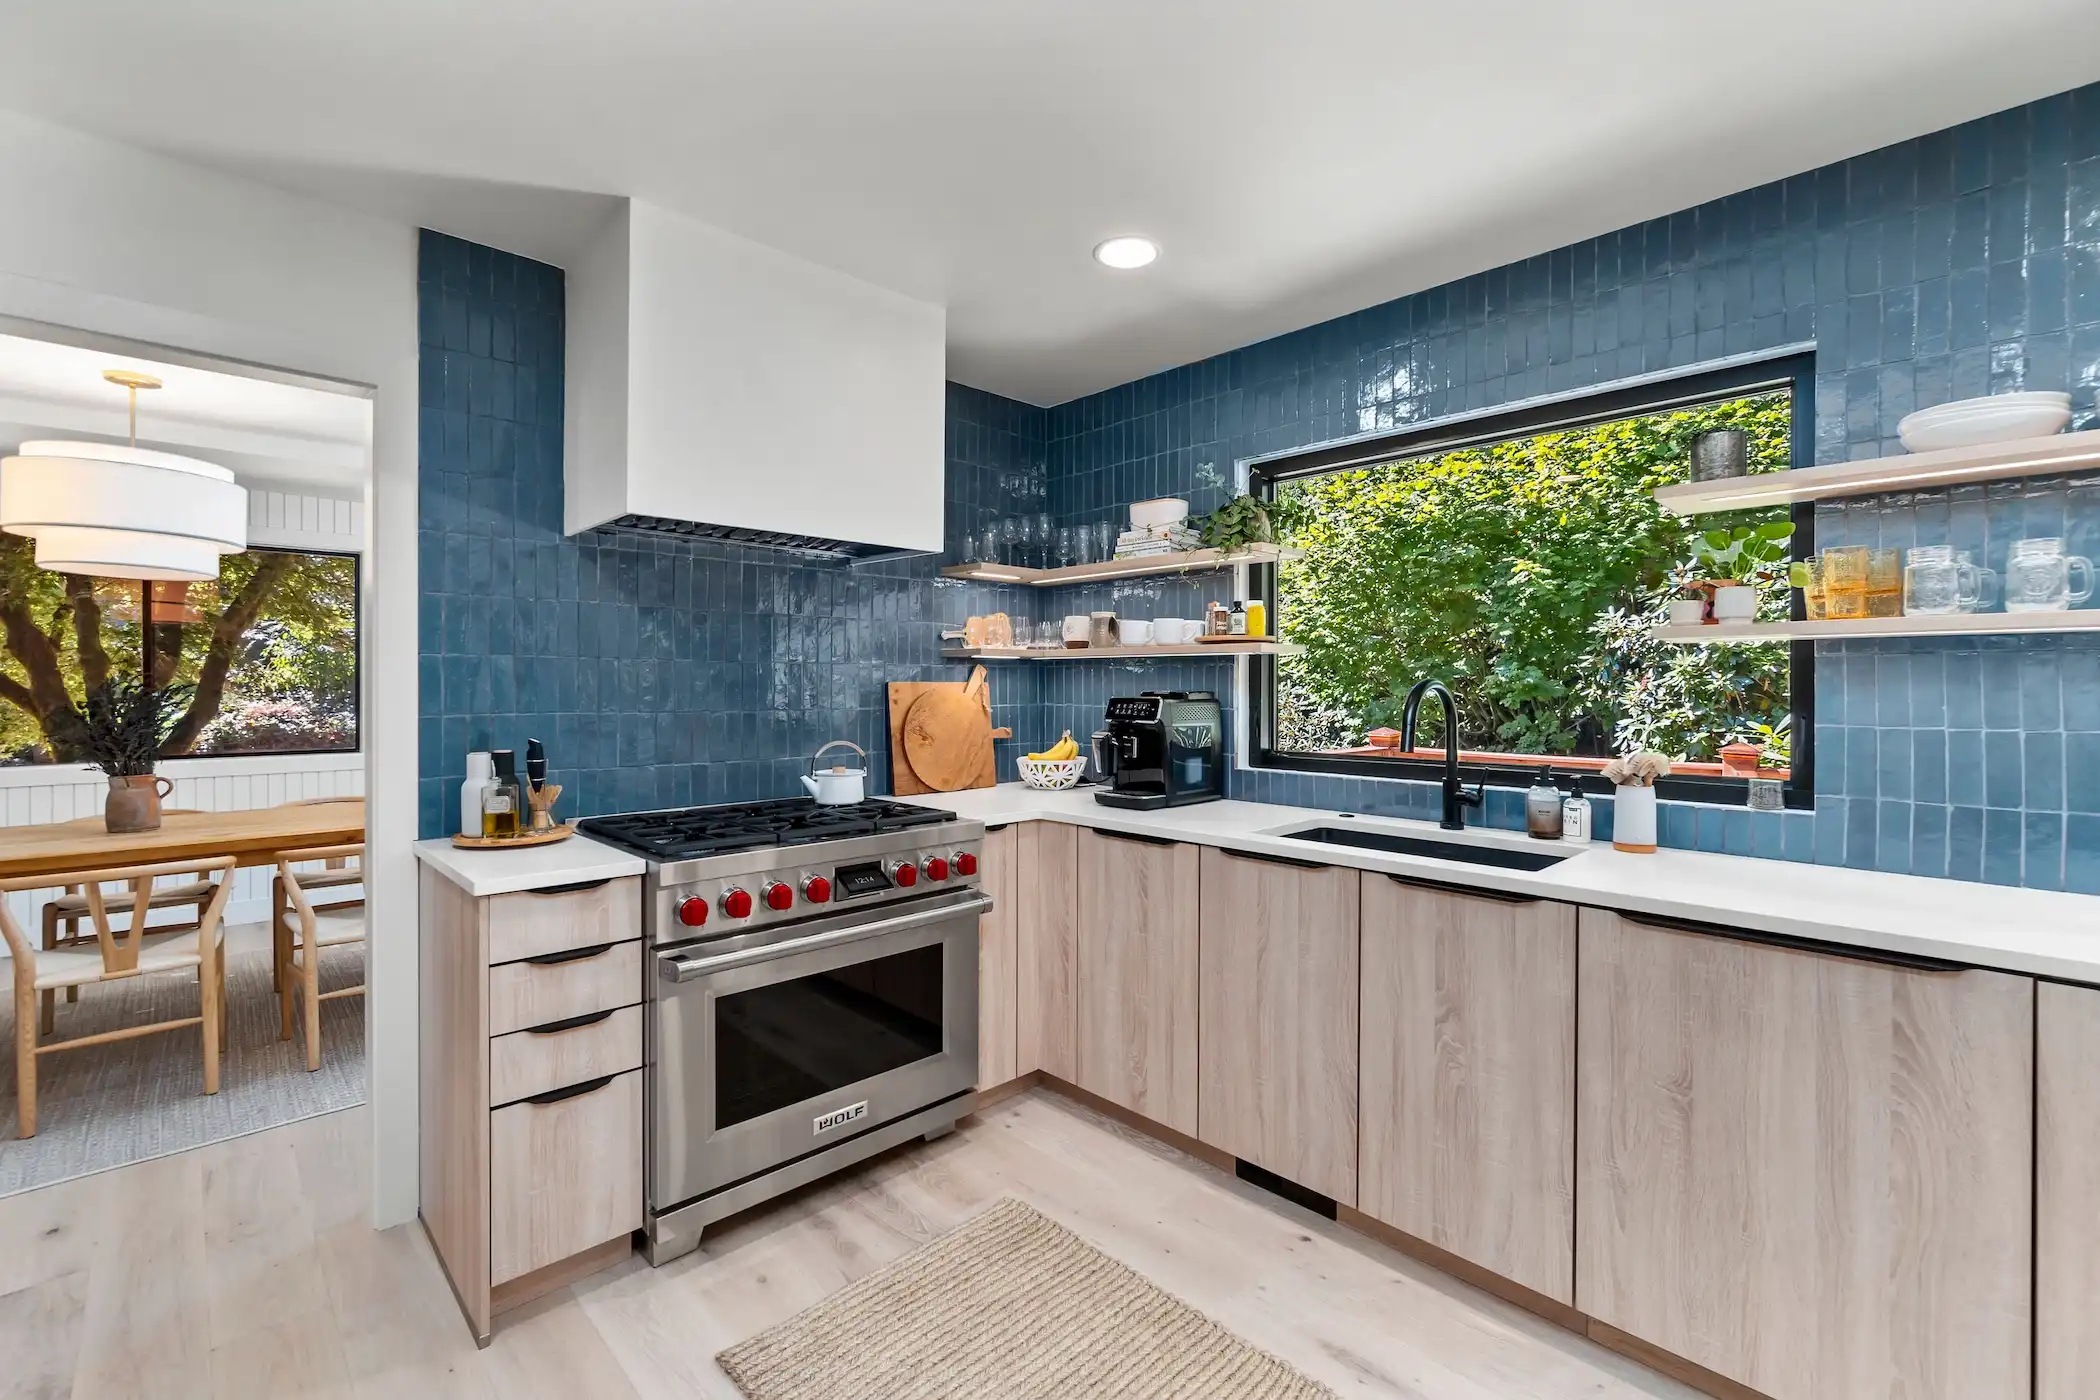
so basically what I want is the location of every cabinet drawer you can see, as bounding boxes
[490,1068,643,1286]
[487,876,640,965]
[490,1004,643,1107]
[487,938,640,1036]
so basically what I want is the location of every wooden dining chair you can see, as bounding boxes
[1,856,235,1138]
[269,796,362,991]
[37,811,213,1031]
[274,843,366,1071]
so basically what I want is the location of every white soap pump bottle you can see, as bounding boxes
[461,751,494,837]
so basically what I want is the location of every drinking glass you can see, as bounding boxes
[995,516,1023,566]
[1799,557,1827,621]
[1821,546,1870,620]
[1055,526,1078,569]
[2005,537,2096,612]
[1955,550,1999,612]
[1093,519,1117,563]
[1866,548,1903,618]
[1036,620,1061,650]
[1902,545,1976,616]
[1031,513,1055,569]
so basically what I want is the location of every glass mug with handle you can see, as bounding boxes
[1902,545,1983,616]
[2004,537,2095,612]
[1955,549,1998,613]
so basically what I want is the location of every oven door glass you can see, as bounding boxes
[714,942,945,1129]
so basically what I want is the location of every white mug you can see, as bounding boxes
[1119,619,1154,646]
[1153,617,1192,644]
[1061,614,1091,646]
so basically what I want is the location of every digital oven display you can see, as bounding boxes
[833,861,894,899]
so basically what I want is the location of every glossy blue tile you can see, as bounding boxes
[1983,807,2024,885]
[1984,729,2024,808]
[1948,805,1986,881]
[1910,804,1950,878]
[2024,811,2065,890]
[2067,813,2100,894]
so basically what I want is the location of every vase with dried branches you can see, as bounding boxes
[1599,750,1673,854]
[75,677,197,833]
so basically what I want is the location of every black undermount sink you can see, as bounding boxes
[1277,825,1572,872]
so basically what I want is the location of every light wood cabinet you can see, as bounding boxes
[419,867,644,1344]
[2039,980,2100,1400]
[1074,827,1199,1134]
[976,824,1021,1089]
[1358,876,1575,1303]
[1017,821,1079,1079]
[1575,907,2032,1400]
[1196,848,1358,1203]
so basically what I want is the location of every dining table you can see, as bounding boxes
[0,800,367,882]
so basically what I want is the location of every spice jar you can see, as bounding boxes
[1206,601,1230,635]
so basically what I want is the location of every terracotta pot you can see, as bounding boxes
[1719,743,1764,777]
[105,774,174,834]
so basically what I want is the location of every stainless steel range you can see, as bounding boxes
[578,797,987,1265]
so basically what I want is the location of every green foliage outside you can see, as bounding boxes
[1273,394,1792,763]
[0,535,357,765]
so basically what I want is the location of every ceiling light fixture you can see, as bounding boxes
[0,369,248,581]
[1093,236,1159,270]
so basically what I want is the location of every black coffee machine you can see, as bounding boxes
[1091,691,1224,809]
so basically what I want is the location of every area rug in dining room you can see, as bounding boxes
[716,1196,1337,1400]
[0,941,364,1197]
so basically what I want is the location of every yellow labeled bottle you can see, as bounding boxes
[1246,599,1267,638]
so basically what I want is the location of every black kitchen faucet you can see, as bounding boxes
[1400,678,1485,831]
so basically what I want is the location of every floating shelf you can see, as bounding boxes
[942,641,1299,662]
[1651,612,2100,644]
[1653,429,2100,516]
[939,543,1297,587]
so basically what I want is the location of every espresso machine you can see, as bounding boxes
[1091,691,1224,809]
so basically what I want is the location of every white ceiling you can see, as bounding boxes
[2,2,2095,406]
[0,334,371,491]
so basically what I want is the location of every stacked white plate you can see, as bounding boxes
[1898,392,2071,452]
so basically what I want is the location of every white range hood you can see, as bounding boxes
[564,200,947,560]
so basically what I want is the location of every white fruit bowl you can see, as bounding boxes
[1017,756,1087,790]
[1898,392,2071,451]
[1129,497,1190,530]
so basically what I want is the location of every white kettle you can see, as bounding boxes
[800,740,868,806]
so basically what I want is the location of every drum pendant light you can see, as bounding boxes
[0,369,247,581]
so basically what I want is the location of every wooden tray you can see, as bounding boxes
[451,823,577,850]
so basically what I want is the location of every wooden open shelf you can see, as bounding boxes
[940,543,1297,587]
[1653,429,2100,516]
[942,641,1298,662]
[1651,611,2100,644]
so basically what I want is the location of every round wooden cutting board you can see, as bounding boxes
[901,687,993,791]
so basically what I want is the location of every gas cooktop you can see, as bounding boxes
[579,796,958,862]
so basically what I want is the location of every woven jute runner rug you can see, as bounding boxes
[716,1196,1337,1399]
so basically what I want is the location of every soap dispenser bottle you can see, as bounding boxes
[1561,779,1593,844]
[1525,770,1565,839]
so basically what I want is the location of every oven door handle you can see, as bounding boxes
[658,892,995,983]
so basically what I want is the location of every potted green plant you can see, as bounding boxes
[1195,493,1309,554]
[74,677,196,833]
[1690,521,1794,625]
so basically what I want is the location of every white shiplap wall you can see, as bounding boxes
[2,485,364,934]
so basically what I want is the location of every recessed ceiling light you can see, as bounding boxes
[1093,236,1159,270]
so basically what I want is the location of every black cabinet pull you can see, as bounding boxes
[1385,873,1542,904]
[1089,827,1178,847]
[985,823,1011,833]
[524,1008,616,1036]
[1220,847,1330,871]
[529,878,612,895]
[521,941,614,966]
[1609,908,1968,972]
[522,1074,615,1106]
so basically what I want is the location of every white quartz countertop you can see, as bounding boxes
[413,833,645,898]
[905,785,2100,984]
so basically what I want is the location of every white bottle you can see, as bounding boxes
[1561,788,1592,844]
[461,751,494,837]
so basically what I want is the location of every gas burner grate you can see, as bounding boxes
[580,797,957,861]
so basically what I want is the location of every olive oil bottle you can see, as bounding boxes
[481,749,522,839]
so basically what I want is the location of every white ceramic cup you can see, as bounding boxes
[1119,619,1154,646]
[1153,617,1192,644]
[1061,614,1091,646]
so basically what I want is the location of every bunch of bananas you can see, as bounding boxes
[1026,731,1080,762]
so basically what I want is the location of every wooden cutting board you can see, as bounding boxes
[889,667,1010,795]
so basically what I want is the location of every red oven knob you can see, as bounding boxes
[890,860,918,888]
[953,851,977,877]
[764,881,794,911]
[677,896,709,927]
[722,887,754,919]
[804,875,832,904]
[925,856,950,882]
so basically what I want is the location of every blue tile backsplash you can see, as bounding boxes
[418,82,2100,892]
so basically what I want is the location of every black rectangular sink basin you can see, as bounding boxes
[1278,825,1572,872]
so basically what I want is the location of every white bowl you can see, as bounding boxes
[1129,497,1190,530]
[1899,393,2071,452]
[1017,756,1087,790]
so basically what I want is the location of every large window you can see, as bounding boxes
[0,541,359,765]
[1251,356,1811,805]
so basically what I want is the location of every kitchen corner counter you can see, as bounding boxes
[905,784,2100,984]
[413,833,645,897]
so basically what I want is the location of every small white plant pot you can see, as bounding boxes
[1711,585,1757,625]
[1667,598,1708,627]
[1612,784,1658,853]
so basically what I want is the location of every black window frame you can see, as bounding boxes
[1243,350,1816,810]
[142,545,363,762]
